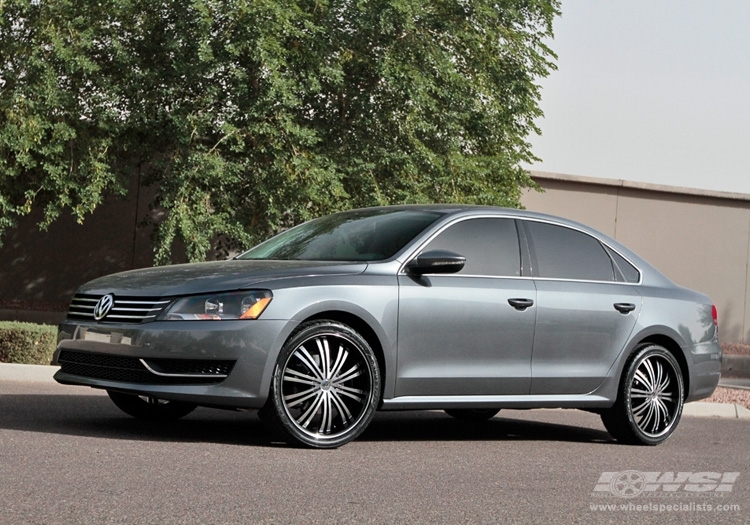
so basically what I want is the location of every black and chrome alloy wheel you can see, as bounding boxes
[263,321,381,448]
[601,344,684,445]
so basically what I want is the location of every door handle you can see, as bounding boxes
[508,298,534,310]
[614,303,636,314]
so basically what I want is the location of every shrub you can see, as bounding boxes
[0,322,57,365]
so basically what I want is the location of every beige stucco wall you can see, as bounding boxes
[523,172,750,344]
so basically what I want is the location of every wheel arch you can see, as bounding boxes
[633,334,690,401]
[301,310,388,400]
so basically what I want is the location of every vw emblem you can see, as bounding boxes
[94,294,115,321]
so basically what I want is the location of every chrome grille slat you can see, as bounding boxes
[116,300,170,306]
[111,307,163,312]
[66,294,170,324]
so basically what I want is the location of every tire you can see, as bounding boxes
[444,408,500,421]
[601,344,684,445]
[261,320,381,448]
[107,390,197,421]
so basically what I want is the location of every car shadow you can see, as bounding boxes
[0,393,614,446]
[360,410,613,444]
[0,393,267,446]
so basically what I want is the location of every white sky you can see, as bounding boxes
[527,0,750,195]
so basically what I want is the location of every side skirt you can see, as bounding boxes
[380,394,613,410]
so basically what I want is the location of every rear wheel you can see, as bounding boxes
[261,321,381,448]
[107,391,197,421]
[601,344,684,445]
[444,408,500,421]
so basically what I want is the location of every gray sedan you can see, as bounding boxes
[54,205,721,448]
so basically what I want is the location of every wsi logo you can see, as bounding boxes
[94,294,115,321]
[593,471,740,498]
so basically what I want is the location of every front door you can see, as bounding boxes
[396,217,536,397]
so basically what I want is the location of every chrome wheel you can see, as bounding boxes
[629,353,680,437]
[264,321,380,448]
[601,344,684,445]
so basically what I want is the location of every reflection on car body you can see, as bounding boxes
[55,205,721,448]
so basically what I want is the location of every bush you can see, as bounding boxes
[0,322,58,365]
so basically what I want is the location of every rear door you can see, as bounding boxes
[523,220,642,395]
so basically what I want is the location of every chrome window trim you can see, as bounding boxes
[529,276,641,286]
[413,273,641,286]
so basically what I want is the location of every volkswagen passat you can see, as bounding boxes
[54,206,721,448]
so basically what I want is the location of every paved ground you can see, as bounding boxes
[1,380,748,524]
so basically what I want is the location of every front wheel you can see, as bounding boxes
[261,321,381,448]
[601,344,684,445]
[107,391,197,421]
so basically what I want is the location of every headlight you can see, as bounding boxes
[159,291,273,321]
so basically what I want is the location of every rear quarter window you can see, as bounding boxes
[605,245,641,283]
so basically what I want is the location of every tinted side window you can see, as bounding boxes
[605,246,641,283]
[422,218,520,277]
[525,221,614,281]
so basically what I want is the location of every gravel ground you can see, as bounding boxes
[722,342,750,356]
[706,386,750,409]
[708,343,750,408]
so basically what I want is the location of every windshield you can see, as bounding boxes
[238,209,443,262]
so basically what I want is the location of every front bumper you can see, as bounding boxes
[54,318,293,408]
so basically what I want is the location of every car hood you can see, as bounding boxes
[77,260,368,297]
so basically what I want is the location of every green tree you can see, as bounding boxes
[0,0,559,264]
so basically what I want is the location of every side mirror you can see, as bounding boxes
[406,250,466,275]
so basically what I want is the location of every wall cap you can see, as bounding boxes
[530,170,750,203]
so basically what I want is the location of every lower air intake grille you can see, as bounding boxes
[57,350,235,385]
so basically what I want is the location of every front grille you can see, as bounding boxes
[67,294,170,324]
[57,350,235,385]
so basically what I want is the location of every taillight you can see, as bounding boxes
[712,304,719,327]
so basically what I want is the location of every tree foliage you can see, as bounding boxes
[0,0,559,263]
